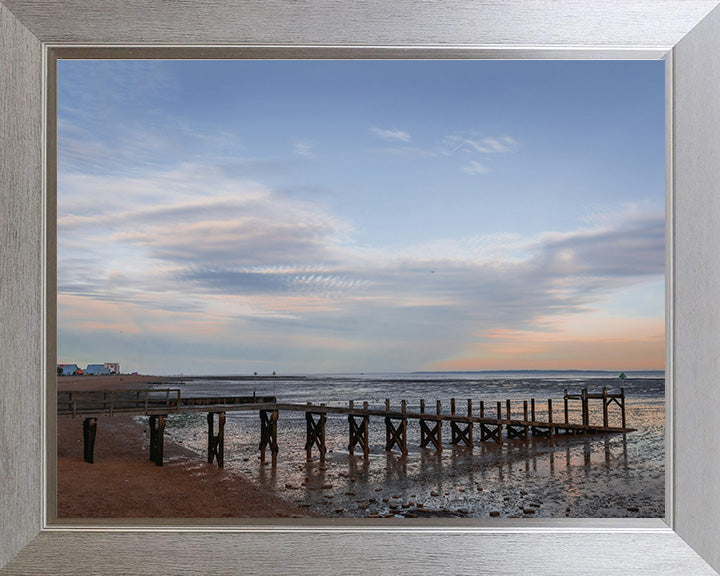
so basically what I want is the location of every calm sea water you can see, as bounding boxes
[150,371,665,518]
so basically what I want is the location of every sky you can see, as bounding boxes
[57,60,665,375]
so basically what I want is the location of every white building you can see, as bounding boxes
[104,362,120,374]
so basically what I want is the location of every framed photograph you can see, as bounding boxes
[53,57,666,523]
[2,1,720,574]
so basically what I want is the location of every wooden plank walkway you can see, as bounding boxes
[58,388,634,467]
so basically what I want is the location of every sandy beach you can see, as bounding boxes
[56,373,664,519]
[56,375,311,518]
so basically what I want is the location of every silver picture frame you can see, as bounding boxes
[2,1,720,574]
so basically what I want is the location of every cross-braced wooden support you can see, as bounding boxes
[531,426,553,438]
[385,416,408,454]
[507,424,529,440]
[420,419,442,450]
[450,420,473,446]
[148,414,166,466]
[419,399,442,451]
[449,398,473,447]
[259,409,279,465]
[207,411,226,467]
[480,422,502,443]
[82,417,97,463]
[305,411,327,461]
[348,401,370,458]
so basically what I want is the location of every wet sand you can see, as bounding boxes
[56,375,663,519]
[56,375,312,518]
[56,374,169,392]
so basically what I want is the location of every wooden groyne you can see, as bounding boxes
[57,387,633,467]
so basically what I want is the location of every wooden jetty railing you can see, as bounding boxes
[58,387,632,468]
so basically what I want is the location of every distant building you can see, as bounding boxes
[104,362,120,374]
[57,364,81,376]
[85,364,111,375]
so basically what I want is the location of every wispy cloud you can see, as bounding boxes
[460,160,489,175]
[442,134,518,155]
[369,126,412,142]
[294,140,314,157]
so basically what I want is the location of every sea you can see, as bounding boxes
[148,370,665,518]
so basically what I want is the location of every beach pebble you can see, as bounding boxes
[489,511,500,517]
[458,488,465,492]
[375,488,383,492]
[367,514,381,518]
[405,513,418,518]
[344,491,356,496]
[242,458,249,462]
[430,491,440,497]
[335,508,344,513]
[285,483,295,489]
[458,508,469,515]
[391,494,402,499]
[520,490,528,495]
[382,498,389,503]
[322,484,333,489]
[523,509,536,514]
[368,498,377,503]
[358,504,368,510]
[627,506,639,512]
[389,503,399,509]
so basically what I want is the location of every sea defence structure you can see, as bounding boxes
[57,387,632,467]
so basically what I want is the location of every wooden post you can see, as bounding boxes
[149,415,157,462]
[306,410,313,461]
[451,398,456,416]
[467,398,472,417]
[420,399,425,414]
[83,418,97,463]
[548,399,553,424]
[602,387,609,428]
[207,412,225,467]
[581,388,589,427]
[496,401,502,420]
[531,399,536,422]
[207,412,215,463]
[479,400,484,418]
[564,389,569,424]
[523,400,528,422]
[621,387,626,429]
[437,400,443,446]
[506,399,512,421]
[155,414,166,466]
[319,404,327,461]
[217,412,225,467]
[348,402,356,456]
[362,402,369,458]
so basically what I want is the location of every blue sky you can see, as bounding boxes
[57,60,665,375]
